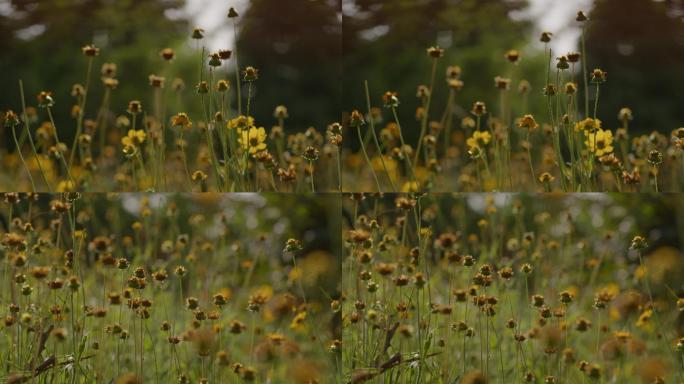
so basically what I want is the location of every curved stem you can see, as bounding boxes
[11,125,36,192]
[356,126,381,192]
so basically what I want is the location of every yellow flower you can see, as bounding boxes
[574,117,602,133]
[290,311,307,332]
[121,129,146,149]
[466,130,491,149]
[518,114,539,130]
[636,309,653,331]
[584,129,614,156]
[238,126,267,154]
[228,115,254,130]
[171,112,192,128]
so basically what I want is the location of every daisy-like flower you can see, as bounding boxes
[518,114,539,130]
[238,126,267,154]
[121,129,146,156]
[584,129,614,157]
[171,112,192,129]
[574,117,602,133]
[466,130,491,149]
[228,115,255,130]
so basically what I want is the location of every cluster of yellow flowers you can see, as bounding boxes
[121,129,146,156]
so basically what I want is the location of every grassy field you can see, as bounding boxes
[0,193,341,383]
[342,193,684,383]
[1,9,681,193]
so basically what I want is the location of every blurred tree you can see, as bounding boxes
[0,0,191,142]
[236,0,342,132]
[342,0,541,143]
[586,0,684,133]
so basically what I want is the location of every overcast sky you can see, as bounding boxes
[185,0,594,54]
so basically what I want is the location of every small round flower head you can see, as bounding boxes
[505,49,520,63]
[544,84,557,96]
[564,82,577,95]
[494,76,511,90]
[446,65,462,79]
[471,101,487,116]
[556,56,569,70]
[647,150,663,166]
[191,27,205,39]
[567,52,581,63]
[218,49,232,60]
[518,115,539,130]
[427,46,444,58]
[302,146,320,161]
[540,31,553,43]
[81,44,100,57]
[284,238,303,252]
[127,100,142,115]
[216,79,230,92]
[3,110,20,128]
[242,66,259,81]
[195,81,209,94]
[591,68,607,83]
[208,53,222,67]
[160,48,175,61]
[576,11,588,22]
[274,105,288,119]
[171,113,193,129]
[191,170,208,182]
[618,107,633,123]
[382,91,399,108]
[148,74,165,88]
[349,110,365,128]
[37,91,55,108]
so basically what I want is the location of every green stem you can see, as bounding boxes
[20,80,52,191]
[364,80,396,191]
[11,124,36,192]
[414,58,438,166]
[356,126,381,192]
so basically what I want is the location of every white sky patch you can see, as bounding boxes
[515,0,595,54]
[184,0,249,52]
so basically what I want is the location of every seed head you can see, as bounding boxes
[243,66,259,81]
[3,110,20,128]
[427,46,444,58]
[160,48,175,61]
[81,44,100,57]
[211,79,228,93]
[591,68,607,83]
[192,27,205,39]
[382,91,399,108]
[471,101,487,116]
[349,110,365,128]
[208,53,222,67]
[37,91,54,108]
[127,100,142,115]
[576,11,588,22]
[505,49,521,63]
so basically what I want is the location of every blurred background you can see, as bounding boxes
[0,0,341,146]
[342,0,684,143]
[2,0,683,146]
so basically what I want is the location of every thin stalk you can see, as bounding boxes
[20,80,52,191]
[11,124,36,191]
[356,125,381,192]
[47,107,76,188]
[364,80,396,191]
[414,59,438,166]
